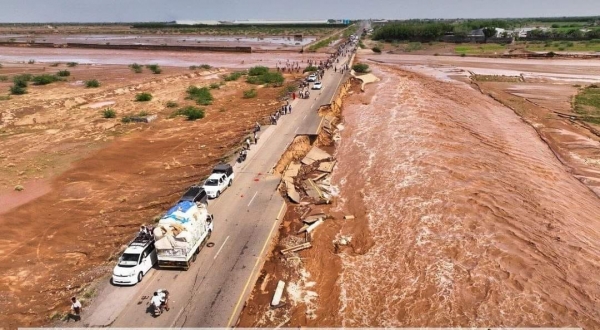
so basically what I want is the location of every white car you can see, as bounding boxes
[312,82,323,90]
[202,173,231,198]
[306,74,317,82]
[112,238,157,285]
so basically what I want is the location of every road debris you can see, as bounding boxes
[301,146,331,165]
[280,242,312,255]
[318,161,336,173]
[344,215,355,220]
[271,280,286,308]
[306,219,323,234]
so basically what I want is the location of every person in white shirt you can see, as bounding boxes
[151,292,163,310]
[69,296,82,321]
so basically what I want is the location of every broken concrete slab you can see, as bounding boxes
[286,181,300,203]
[303,213,326,224]
[280,242,312,254]
[271,280,286,307]
[283,162,301,178]
[303,179,322,200]
[301,146,331,165]
[306,219,323,234]
[312,173,328,182]
[297,224,310,234]
[318,161,336,173]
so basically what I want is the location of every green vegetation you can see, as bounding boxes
[49,62,60,67]
[146,64,162,74]
[303,65,318,73]
[32,74,61,85]
[28,59,35,64]
[454,43,505,55]
[0,95,10,101]
[171,106,205,121]
[352,63,370,73]
[405,42,422,52]
[102,108,116,118]
[371,46,382,53]
[10,75,30,95]
[358,40,366,49]
[372,22,453,42]
[57,70,70,77]
[246,66,284,86]
[121,111,150,123]
[166,100,178,108]
[0,75,8,81]
[209,83,220,89]
[85,79,100,88]
[67,62,78,67]
[308,36,334,51]
[9,85,26,95]
[574,85,600,123]
[243,88,257,98]
[135,92,152,101]
[190,64,212,70]
[129,63,143,73]
[223,71,243,81]
[186,86,213,105]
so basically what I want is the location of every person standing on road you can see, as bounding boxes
[253,131,258,144]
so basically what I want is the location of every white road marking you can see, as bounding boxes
[303,114,307,120]
[214,235,230,260]
[247,191,258,207]
[294,127,299,133]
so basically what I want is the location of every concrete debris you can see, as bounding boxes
[130,114,157,123]
[286,180,300,203]
[297,224,310,234]
[344,215,355,220]
[283,162,301,178]
[318,161,336,173]
[306,219,323,234]
[303,179,323,200]
[271,280,286,307]
[280,242,312,255]
[301,146,331,165]
[303,213,326,224]
[334,235,352,246]
[312,173,328,182]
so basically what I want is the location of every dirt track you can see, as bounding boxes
[0,60,302,328]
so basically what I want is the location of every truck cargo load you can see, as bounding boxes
[153,201,213,270]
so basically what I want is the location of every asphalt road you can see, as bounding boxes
[85,46,355,328]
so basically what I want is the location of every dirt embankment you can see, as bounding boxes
[0,62,302,328]
[237,77,370,327]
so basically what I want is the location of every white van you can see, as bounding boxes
[112,236,157,285]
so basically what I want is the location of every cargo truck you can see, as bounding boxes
[153,201,213,270]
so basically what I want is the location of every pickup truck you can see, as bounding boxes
[202,164,234,199]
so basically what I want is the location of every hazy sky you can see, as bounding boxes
[2,0,600,22]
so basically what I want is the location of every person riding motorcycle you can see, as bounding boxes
[151,289,170,315]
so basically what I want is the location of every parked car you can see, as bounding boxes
[112,235,157,285]
[306,73,317,82]
[312,81,323,90]
[179,185,208,206]
[212,164,234,182]
[202,173,232,199]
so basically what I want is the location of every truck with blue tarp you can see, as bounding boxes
[152,201,214,270]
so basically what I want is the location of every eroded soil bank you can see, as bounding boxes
[239,62,600,328]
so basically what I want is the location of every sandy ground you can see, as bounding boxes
[238,54,600,328]
[0,57,308,328]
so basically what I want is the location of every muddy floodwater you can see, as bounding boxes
[332,64,600,328]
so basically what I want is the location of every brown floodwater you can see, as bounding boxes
[331,64,600,328]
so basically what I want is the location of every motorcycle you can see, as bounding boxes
[152,289,170,317]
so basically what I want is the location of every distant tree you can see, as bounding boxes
[483,27,497,43]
